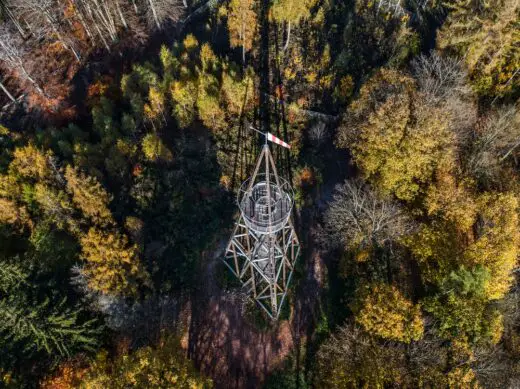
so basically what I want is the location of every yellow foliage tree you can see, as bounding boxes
[40,358,88,389]
[438,0,520,97]
[170,79,198,128]
[64,166,113,227]
[42,337,212,389]
[354,283,424,343]
[405,220,461,285]
[78,337,212,388]
[80,228,151,296]
[144,86,167,129]
[200,43,218,72]
[227,0,257,63]
[447,367,481,389]
[197,88,226,131]
[425,161,478,233]
[34,183,76,232]
[271,0,317,50]
[337,68,454,201]
[9,144,53,182]
[141,133,173,162]
[407,191,519,299]
[271,0,315,23]
[221,69,254,116]
[0,198,21,225]
[464,193,519,300]
[183,34,199,51]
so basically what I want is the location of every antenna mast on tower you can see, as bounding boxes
[223,130,300,320]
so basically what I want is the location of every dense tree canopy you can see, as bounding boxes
[337,68,454,201]
[438,0,520,98]
[353,283,424,343]
[0,0,519,387]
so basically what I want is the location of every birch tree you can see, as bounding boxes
[11,0,81,61]
[271,0,316,50]
[227,0,257,64]
[0,26,44,95]
[0,77,15,103]
[73,0,123,51]
[145,0,183,30]
[0,0,28,38]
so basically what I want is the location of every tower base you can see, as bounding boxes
[223,215,300,319]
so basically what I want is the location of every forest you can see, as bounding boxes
[0,0,518,388]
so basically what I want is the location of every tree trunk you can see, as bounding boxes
[131,0,139,13]
[241,19,246,65]
[0,79,15,103]
[116,1,128,28]
[92,19,111,52]
[148,0,161,29]
[20,65,43,95]
[63,41,81,62]
[181,0,222,29]
[182,0,188,7]
[90,0,117,41]
[104,1,118,40]
[283,21,291,51]
[74,5,94,40]
[5,7,26,39]
[48,19,81,62]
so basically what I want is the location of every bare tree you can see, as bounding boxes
[412,52,470,102]
[376,0,407,18]
[466,105,520,186]
[71,265,182,343]
[308,121,327,145]
[499,283,520,333]
[0,0,28,38]
[323,179,414,251]
[407,321,447,379]
[412,52,477,142]
[145,0,183,30]
[472,345,516,389]
[11,0,82,61]
[0,77,15,103]
[0,25,43,95]
[315,324,408,388]
[73,0,124,52]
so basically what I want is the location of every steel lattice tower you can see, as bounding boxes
[223,142,300,320]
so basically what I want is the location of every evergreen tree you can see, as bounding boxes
[0,261,100,371]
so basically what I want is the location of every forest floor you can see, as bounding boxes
[185,230,322,388]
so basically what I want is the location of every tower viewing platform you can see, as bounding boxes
[238,173,293,235]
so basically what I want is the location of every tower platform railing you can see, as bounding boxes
[237,173,293,234]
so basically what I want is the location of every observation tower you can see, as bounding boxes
[223,132,300,320]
